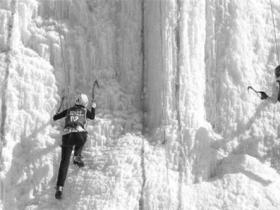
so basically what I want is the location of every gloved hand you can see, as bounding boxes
[260,91,268,100]
[91,100,97,108]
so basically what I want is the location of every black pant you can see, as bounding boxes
[56,132,87,187]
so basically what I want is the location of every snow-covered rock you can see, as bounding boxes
[183,173,280,210]
[217,154,280,185]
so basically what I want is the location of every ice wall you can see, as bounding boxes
[0,0,143,209]
[144,0,176,131]
[144,0,214,187]
[205,0,276,137]
[143,0,280,208]
[1,0,280,209]
[204,0,280,160]
[0,0,58,209]
[1,0,144,209]
[144,0,206,131]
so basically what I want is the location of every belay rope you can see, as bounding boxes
[270,0,280,63]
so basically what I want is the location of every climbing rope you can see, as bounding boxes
[270,0,280,63]
[159,0,166,145]
[139,1,146,209]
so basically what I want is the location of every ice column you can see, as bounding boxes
[144,0,208,184]
[144,0,178,131]
[178,0,206,129]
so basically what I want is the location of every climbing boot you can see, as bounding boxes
[73,155,85,168]
[55,186,63,200]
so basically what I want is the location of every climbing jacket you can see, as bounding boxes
[64,105,87,129]
[53,104,95,134]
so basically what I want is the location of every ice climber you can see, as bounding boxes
[259,65,280,102]
[53,93,96,200]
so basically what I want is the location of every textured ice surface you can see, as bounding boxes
[1,0,280,209]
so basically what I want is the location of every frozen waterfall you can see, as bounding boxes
[1,0,280,209]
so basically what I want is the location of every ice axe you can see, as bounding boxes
[56,89,66,113]
[247,86,268,99]
[92,80,100,101]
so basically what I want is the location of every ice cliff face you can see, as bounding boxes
[1,0,280,209]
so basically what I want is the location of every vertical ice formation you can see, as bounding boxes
[204,0,280,164]
[0,0,58,209]
[205,0,279,138]
[144,0,212,185]
[144,0,205,129]
[144,0,176,131]
[1,0,144,209]
[143,0,280,209]
[38,0,143,113]
[177,0,206,130]
[1,0,280,209]
[143,3,217,210]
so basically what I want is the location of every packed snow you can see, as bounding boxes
[1,0,280,209]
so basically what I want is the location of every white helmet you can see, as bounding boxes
[75,93,88,107]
